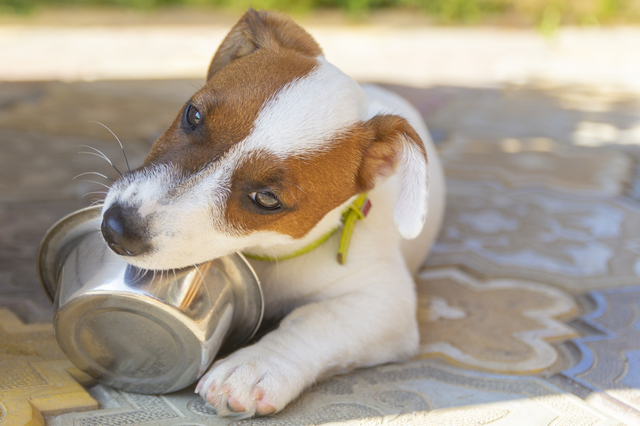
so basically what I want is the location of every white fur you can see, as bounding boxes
[101,57,372,270]
[102,52,445,417]
[395,140,429,239]
[240,57,368,158]
[194,84,445,418]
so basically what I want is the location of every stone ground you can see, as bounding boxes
[2,11,640,426]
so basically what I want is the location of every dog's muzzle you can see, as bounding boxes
[101,204,150,257]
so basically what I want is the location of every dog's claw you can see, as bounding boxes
[226,396,245,413]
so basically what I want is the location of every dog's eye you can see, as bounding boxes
[185,104,202,130]
[250,191,281,210]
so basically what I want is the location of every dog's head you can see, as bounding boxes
[100,9,429,270]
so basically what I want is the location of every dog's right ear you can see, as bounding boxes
[207,9,322,80]
[356,115,430,240]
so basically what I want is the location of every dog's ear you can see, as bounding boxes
[207,9,322,80]
[357,115,429,239]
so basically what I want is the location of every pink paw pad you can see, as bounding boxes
[252,388,276,415]
[204,383,227,407]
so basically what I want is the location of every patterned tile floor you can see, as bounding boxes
[1,79,639,425]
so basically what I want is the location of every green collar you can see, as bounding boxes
[243,193,371,265]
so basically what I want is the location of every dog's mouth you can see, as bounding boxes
[98,200,250,271]
[97,162,229,270]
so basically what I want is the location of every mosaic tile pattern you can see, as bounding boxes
[426,180,640,293]
[415,268,578,373]
[47,360,622,426]
[562,285,640,420]
[439,138,632,197]
[0,309,98,426]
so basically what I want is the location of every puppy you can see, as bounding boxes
[100,9,445,418]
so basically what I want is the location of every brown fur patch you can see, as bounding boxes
[225,115,427,240]
[140,9,322,177]
[357,114,428,192]
[134,9,428,243]
[208,9,322,80]
[225,130,368,239]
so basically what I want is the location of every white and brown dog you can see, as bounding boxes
[100,9,445,418]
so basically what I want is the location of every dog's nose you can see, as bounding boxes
[101,205,149,257]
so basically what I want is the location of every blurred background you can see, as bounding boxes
[2,0,640,25]
[1,0,639,90]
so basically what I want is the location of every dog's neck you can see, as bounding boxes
[242,193,370,264]
[241,194,357,261]
[240,91,392,264]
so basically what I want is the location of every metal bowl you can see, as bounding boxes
[38,206,263,394]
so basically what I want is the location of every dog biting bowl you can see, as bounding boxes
[38,206,263,394]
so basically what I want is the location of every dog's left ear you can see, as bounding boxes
[357,115,429,239]
[207,9,322,80]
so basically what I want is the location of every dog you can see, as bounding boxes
[100,9,445,418]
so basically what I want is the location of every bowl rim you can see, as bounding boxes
[38,205,102,302]
[37,206,265,350]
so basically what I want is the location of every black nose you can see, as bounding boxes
[101,205,150,257]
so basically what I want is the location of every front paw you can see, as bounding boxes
[195,346,307,418]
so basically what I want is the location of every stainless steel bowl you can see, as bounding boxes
[38,206,263,394]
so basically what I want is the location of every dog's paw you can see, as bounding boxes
[195,345,307,418]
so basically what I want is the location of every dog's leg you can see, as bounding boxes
[195,259,419,418]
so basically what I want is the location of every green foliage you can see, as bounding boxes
[597,0,627,20]
[404,0,506,23]
[538,2,562,36]
[0,0,638,25]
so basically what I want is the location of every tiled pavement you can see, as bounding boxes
[2,78,640,425]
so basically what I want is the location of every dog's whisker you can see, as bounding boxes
[269,246,281,280]
[131,267,145,284]
[78,145,114,163]
[73,171,116,182]
[89,200,105,208]
[279,185,298,204]
[81,191,109,199]
[79,179,111,190]
[79,145,124,177]
[281,178,307,199]
[91,121,131,173]
[78,151,113,164]
[192,263,206,284]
